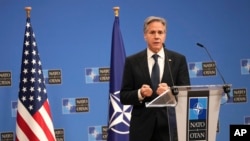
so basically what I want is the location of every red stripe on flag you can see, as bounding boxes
[44,100,53,119]
[16,111,40,141]
[33,105,55,141]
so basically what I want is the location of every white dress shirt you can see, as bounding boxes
[138,47,165,101]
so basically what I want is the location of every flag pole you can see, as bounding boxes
[25,7,32,18]
[113,6,120,17]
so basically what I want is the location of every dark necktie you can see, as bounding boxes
[151,54,160,91]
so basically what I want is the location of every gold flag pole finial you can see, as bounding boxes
[25,7,32,18]
[113,7,120,17]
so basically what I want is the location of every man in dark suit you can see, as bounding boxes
[120,16,190,141]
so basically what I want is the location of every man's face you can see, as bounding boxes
[144,21,166,53]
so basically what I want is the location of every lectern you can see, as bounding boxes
[146,84,231,141]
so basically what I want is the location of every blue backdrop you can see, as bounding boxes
[0,0,250,141]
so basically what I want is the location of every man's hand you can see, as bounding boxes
[156,83,170,95]
[140,84,153,98]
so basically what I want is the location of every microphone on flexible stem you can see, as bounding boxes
[196,43,231,100]
[163,43,179,102]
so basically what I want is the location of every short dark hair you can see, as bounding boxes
[143,16,167,33]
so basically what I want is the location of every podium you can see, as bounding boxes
[146,84,231,141]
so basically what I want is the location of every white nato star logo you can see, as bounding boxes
[109,91,132,134]
[193,102,203,115]
[89,70,97,80]
[192,65,200,74]
[91,129,99,138]
[244,63,250,70]
[66,101,73,110]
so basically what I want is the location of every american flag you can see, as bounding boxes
[107,16,132,141]
[15,17,56,141]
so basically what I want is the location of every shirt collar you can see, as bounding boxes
[147,47,165,59]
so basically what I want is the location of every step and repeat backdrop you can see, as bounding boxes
[0,0,249,141]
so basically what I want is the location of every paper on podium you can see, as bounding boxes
[145,89,177,107]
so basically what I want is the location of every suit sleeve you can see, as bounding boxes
[120,57,143,105]
[176,55,191,86]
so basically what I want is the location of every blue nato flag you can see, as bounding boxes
[107,15,132,141]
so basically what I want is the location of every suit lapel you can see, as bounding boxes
[138,50,152,84]
[162,50,174,85]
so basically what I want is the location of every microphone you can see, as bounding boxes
[196,42,204,48]
[162,43,179,98]
[196,42,231,99]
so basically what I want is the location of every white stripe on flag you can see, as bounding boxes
[16,99,48,141]
[39,100,56,139]
[16,123,29,141]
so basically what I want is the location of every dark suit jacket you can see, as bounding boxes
[120,48,190,141]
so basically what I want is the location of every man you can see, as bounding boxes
[120,16,190,141]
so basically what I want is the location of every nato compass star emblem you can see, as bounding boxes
[193,102,204,115]
[109,91,132,134]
